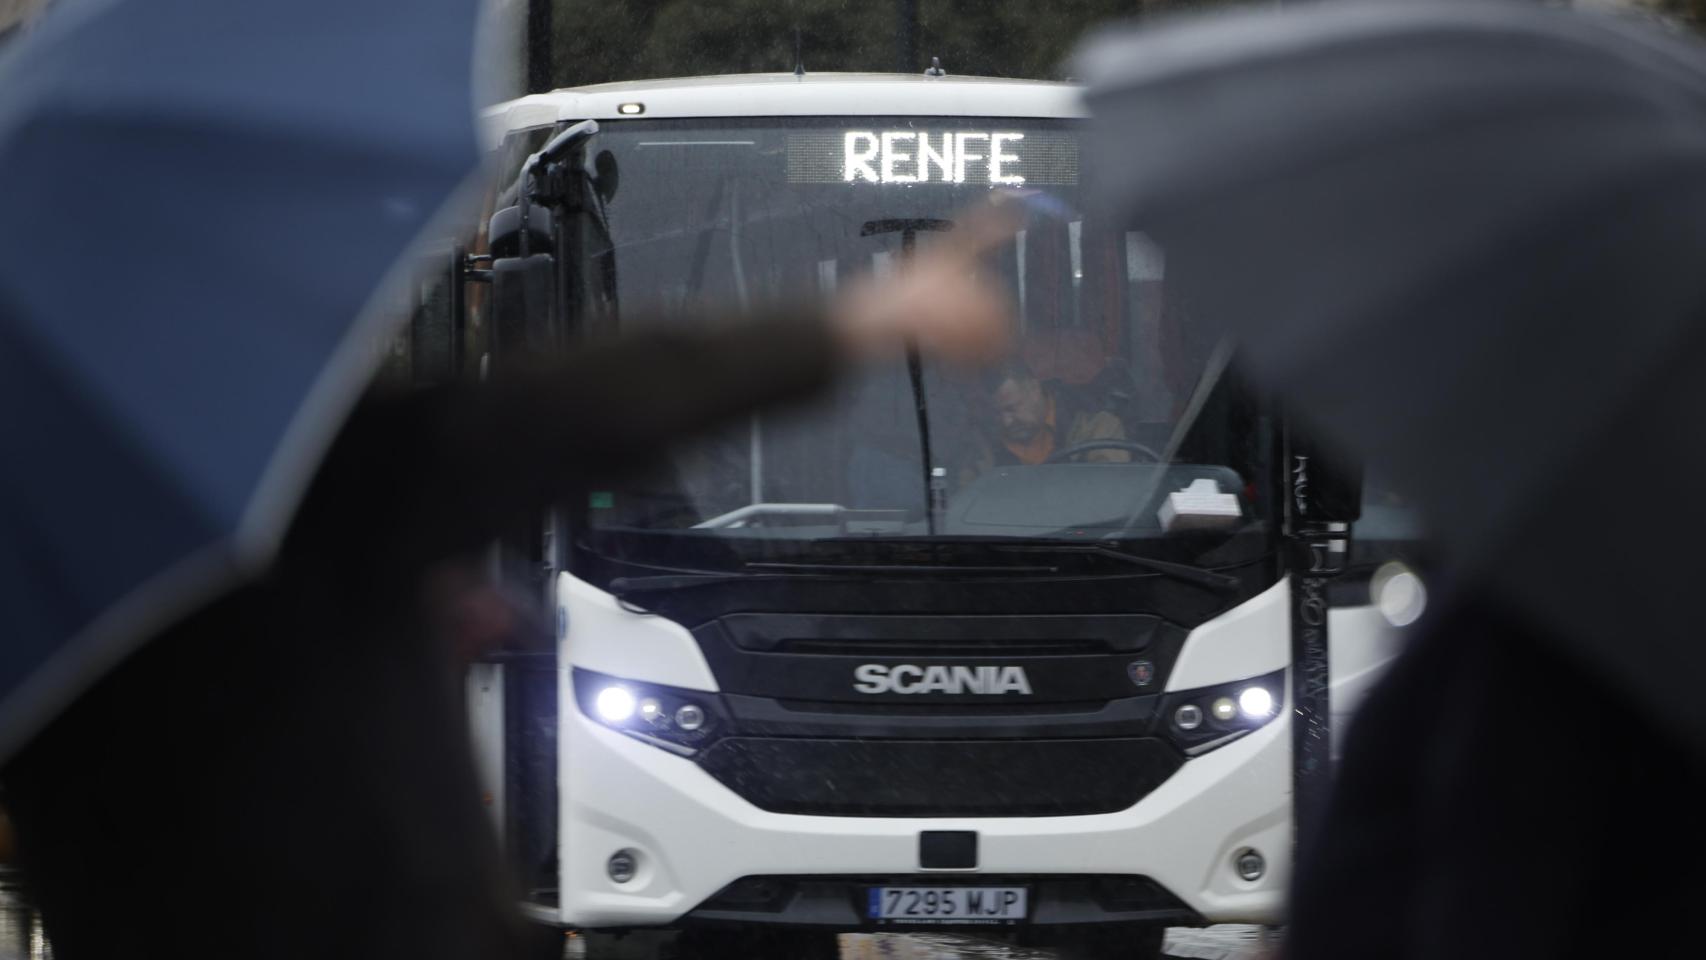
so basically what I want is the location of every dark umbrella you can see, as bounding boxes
[1075,2,1706,752]
[0,0,481,760]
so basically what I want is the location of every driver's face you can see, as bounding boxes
[993,378,1049,443]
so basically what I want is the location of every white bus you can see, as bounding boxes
[456,72,1416,959]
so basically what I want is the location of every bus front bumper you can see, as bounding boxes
[553,706,1291,930]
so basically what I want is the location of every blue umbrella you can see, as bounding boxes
[0,0,482,760]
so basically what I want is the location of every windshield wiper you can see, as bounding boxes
[863,217,955,535]
[1000,543,1241,593]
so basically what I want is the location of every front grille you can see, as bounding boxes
[696,737,1181,817]
[716,613,1169,655]
[768,698,1108,717]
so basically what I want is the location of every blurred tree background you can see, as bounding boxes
[550,0,1238,88]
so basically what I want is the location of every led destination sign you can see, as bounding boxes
[786,127,1078,186]
[844,131,1026,184]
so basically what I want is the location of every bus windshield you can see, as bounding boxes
[577,116,1272,563]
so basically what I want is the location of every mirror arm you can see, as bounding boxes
[460,252,493,285]
[517,119,600,257]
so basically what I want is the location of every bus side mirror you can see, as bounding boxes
[488,204,555,259]
[490,254,557,363]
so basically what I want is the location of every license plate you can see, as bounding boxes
[867,886,1028,924]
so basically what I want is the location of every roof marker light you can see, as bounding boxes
[617,102,645,115]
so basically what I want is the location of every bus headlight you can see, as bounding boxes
[595,685,637,723]
[1237,685,1274,719]
[1372,561,1428,627]
[575,669,721,755]
[1160,669,1284,756]
[674,703,706,731]
[1173,703,1204,731]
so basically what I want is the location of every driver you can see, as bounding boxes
[964,359,1130,477]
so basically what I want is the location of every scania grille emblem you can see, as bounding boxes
[853,663,1033,695]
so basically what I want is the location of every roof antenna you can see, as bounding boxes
[793,27,805,78]
[923,56,946,77]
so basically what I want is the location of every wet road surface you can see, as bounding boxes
[564,929,1270,960]
[558,930,1270,960]
[0,868,1266,960]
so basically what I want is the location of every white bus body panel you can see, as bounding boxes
[557,574,716,691]
[465,662,506,837]
[551,572,1401,928]
[482,73,1086,146]
[1163,580,1289,691]
[1326,603,1407,756]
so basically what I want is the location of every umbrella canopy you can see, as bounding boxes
[1076,3,1706,750]
[0,0,481,760]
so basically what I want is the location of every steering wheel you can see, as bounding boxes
[1045,439,1165,464]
